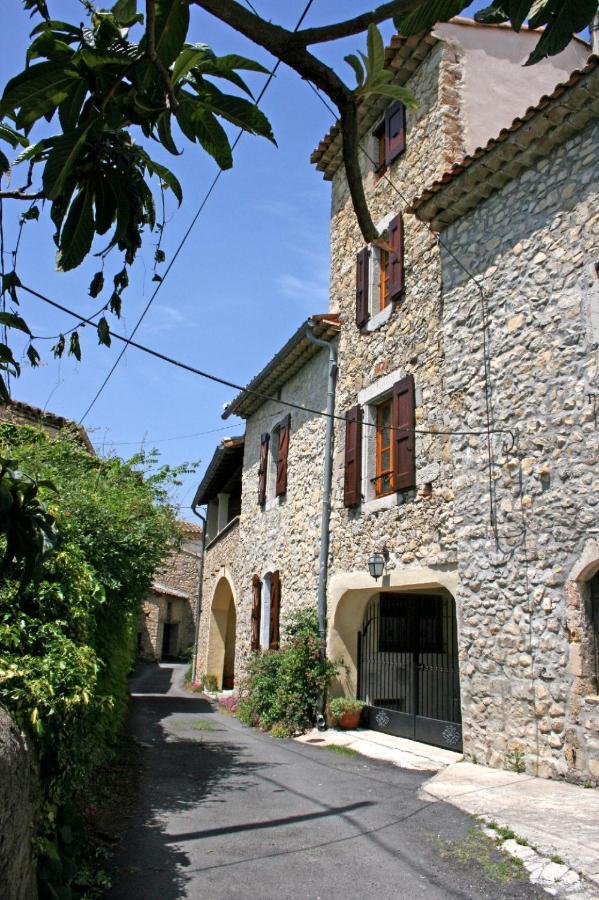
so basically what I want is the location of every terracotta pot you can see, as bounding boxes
[338,709,362,730]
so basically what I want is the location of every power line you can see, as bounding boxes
[79,0,317,426]
[22,281,515,445]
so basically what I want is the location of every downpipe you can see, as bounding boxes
[305,320,338,727]
[190,501,207,684]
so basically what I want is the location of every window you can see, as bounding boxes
[591,573,599,688]
[251,571,280,651]
[375,398,393,497]
[356,213,404,328]
[259,415,291,506]
[372,100,406,176]
[344,373,415,509]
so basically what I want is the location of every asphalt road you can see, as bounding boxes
[106,664,544,900]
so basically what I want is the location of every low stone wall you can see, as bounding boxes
[0,705,39,900]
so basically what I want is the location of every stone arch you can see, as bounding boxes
[206,574,237,690]
[327,566,459,698]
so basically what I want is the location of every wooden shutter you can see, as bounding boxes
[387,213,404,300]
[275,415,291,497]
[392,375,415,491]
[356,248,369,327]
[385,101,406,164]
[344,404,363,507]
[269,570,281,650]
[251,575,262,651]
[258,432,269,506]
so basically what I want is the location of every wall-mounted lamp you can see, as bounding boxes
[368,547,389,581]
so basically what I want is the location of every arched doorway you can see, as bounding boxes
[206,577,237,690]
[357,591,462,751]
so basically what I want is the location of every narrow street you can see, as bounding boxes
[106,664,545,900]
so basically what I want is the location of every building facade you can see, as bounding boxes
[193,20,596,780]
[138,520,201,661]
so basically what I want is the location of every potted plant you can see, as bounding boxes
[329,697,365,730]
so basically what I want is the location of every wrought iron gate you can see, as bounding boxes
[357,593,462,751]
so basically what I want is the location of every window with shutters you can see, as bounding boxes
[371,100,406,178]
[344,370,416,512]
[258,571,281,650]
[356,212,404,331]
[263,414,291,506]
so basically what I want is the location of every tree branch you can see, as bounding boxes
[146,0,179,112]
[297,0,423,45]
[0,191,44,201]
[190,0,381,241]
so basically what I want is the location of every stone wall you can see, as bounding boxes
[138,528,200,661]
[235,350,330,672]
[325,43,466,673]
[439,121,599,782]
[0,706,39,900]
[195,518,241,684]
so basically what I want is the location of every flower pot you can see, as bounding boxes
[338,710,361,730]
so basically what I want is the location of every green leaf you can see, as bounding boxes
[113,267,128,291]
[156,111,180,155]
[27,344,41,368]
[0,312,31,336]
[30,20,83,40]
[51,333,65,357]
[111,0,140,27]
[366,24,385,79]
[356,82,418,109]
[58,80,87,131]
[198,86,275,143]
[171,47,210,85]
[56,188,94,271]
[134,147,183,204]
[527,0,551,27]
[89,271,104,298]
[344,54,365,88]
[474,2,510,25]
[0,122,29,150]
[152,0,189,68]
[20,205,40,222]
[93,178,117,236]
[176,99,232,170]
[0,61,77,127]
[525,0,596,64]
[97,316,111,347]
[68,331,81,361]
[215,54,270,75]
[42,126,92,200]
[109,292,122,317]
[0,149,8,174]
[394,0,466,36]
[79,46,139,69]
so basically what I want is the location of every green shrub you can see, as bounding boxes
[328,697,365,722]
[201,673,218,692]
[0,424,182,894]
[237,608,341,735]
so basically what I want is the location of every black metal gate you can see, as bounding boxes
[357,592,462,751]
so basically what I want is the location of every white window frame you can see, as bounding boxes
[260,572,272,649]
[364,212,396,332]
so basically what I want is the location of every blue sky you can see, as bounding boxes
[0,0,504,516]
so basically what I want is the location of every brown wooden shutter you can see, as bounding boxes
[356,248,369,327]
[385,101,406,164]
[251,575,262,651]
[387,213,404,300]
[392,375,415,491]
[258,432,269,506]
[275,415,290,497]
[269,570,281,650]
[344,404,363,507]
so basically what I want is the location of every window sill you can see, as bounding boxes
[363,303,393,333]
[263,495,284,513]
[362,493,402,516]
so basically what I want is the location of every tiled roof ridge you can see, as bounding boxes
[0,398,94,452]
[407,54,599,221]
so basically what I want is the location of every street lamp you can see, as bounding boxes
[368,547,389,581]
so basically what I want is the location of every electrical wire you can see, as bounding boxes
[22,281,515,445]
[78,0,317,426]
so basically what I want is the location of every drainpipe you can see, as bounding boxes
[190,500,207,684]
[592,12,599,55]
[305,320,338,718]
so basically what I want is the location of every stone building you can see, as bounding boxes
[0,398,93,451]
[193,18,595,779]
[408,56,599,780]
[137,520,201,661]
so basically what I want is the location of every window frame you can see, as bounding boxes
[375,396,394,498]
